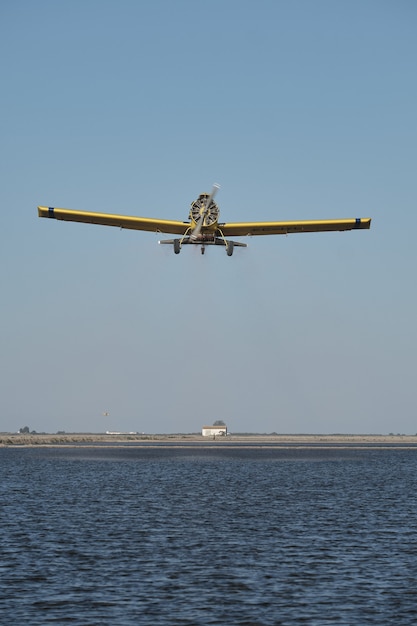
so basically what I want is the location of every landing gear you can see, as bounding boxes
[164,236,245,255]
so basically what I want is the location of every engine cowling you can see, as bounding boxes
[189,193,219,227]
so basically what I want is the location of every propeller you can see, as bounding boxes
[191,183,220,240]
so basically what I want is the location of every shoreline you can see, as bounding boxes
[2,433,417,448]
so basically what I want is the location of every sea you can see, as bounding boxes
[1,443,417,625]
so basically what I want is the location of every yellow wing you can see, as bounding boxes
[219,218,371,237]
[37,206,191,235]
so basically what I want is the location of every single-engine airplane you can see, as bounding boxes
[38,184,371,256]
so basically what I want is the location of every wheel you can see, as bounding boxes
[173,239,181,254]
[226,241,234,256]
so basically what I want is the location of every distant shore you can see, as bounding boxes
[2,433,417,448]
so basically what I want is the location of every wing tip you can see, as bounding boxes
[38,206,55,218]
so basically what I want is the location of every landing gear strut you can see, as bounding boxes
[164,235,246,255]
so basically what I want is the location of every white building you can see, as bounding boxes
[202,425,227,437]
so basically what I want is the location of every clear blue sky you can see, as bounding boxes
[1,0,416,434]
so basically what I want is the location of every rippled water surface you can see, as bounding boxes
[1,445,417,624]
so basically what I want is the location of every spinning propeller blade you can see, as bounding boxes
[191,183,220,240]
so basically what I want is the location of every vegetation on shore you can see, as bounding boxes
[2,433,417,447]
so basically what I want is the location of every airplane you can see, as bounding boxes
[38,184,371,256]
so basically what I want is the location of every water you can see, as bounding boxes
[1,445,417,624]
